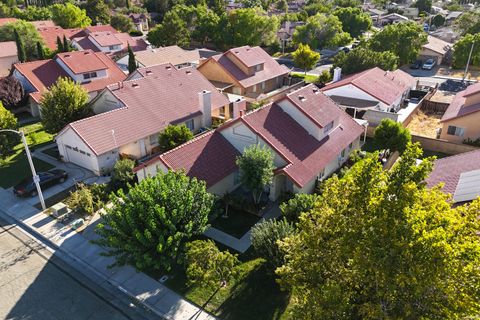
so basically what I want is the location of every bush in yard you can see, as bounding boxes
[316,70,332,85]
[374,118,412,153]
[40,77,90,134]
[95,170,214,271]
[158,124,194,152]
[66,183,96,215]
[111,158,136,190]
[185,240,240,289]
[292,43,320,74]
[251,218,296,270]
[279,193,320,222]
[236,144,275,205]
[0,76,24,110]
[0,102,19,158]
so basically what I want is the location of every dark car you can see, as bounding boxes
[14,169,68,197]
[410,60,422,69]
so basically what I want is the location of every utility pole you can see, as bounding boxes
[463,40,475,82]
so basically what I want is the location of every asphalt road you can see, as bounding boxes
[0,217,153,320]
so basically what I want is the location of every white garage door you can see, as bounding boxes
[64,145,95,171]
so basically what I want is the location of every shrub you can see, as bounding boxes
[158,124,193,152]
[129,29,143,36]
[374,118,412,153]
[279,193,320,222]
[111,158,136,190]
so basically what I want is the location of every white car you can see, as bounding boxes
[422,59,436,70]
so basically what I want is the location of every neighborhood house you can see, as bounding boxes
[135,84,366,200]
[0,41,18,76]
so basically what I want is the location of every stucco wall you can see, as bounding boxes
[208,172,240,196]
[0,55,17,76]
[419,48,444,64]
[412,134,479,154]
[198,60,237,86]
[92,89,124,114]
[56,127,100,173]
[276,98,323,139]
[440,114,480,143]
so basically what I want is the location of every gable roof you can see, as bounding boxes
[203,46,290,88]
[133,46,201,67]
[0,41,17,58]
[441,82,480,122]
[84,25,118,34]
[135,130,241,188]
[90,32,123,46]
[56,50,108,74]
[37,26,84,50]
[426,149,480,201]
[321,67,416,106]
[74,32,148,54]
[423,35,452,55]
[60,64,229,156]
[30,20,55,28]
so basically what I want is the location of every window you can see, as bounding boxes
[260,81,265,90]
[349,142,353,150]
[83,72,97,80]
[323,121,334,134]
[341,148,346,157]
[232,86,241,95]
[109,45,118,50]
[255,64,263,72]
[185,119,194,131]
[149,133,159,145]
[234,171,241,185]
[318,168,325,180]
[219,106,225,117]
[447,125,465,137]
[252,84,257,93]
[65,145,72,149]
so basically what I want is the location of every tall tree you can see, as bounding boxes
[158,124,194,152]
[333,47,398,75]
[62,35,69,52]
[147,10,190,47]
[236,144,275,204]
[368,22,427,65]
[374,118,412,153]
[56,35,64,52]
[127,44,137,74]
[455,10,480,35]
[415,0,432,14]
[0,102,20,158]
[0,21,44,60]
[50,3,92,28]
[453,33,480,69]
[40,77,90,133]
[13,28,26,62]
[95,171,214,271]
[0,76,24,110]
[292,13,352,49]
[277,144,480,319]
[111,14,135,32]
[36,41,45,59]
[83,0,111,25]
[333,7,372,38]
[292,43,320,74]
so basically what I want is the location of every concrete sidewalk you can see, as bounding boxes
[0,187,216,320]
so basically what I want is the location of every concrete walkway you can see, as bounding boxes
[204,203,281,253]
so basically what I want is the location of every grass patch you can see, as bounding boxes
[0,122,55,188]
[290,72,318,83]
[210,207,261,239]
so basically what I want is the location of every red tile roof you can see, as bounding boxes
[322,67,416,106]
[441,82,480,122]
[0,41,17,58]
[14,51,126,102]
[37,26,84,50]
[89,32,123,46]
[136,130,241,188]
[84,25,118,34]
[425,149,480,195]
[30,20,55,28]
[60,64,229,155]
[56,50,108,74]
[204,46,290,88]
[74,32,148,54]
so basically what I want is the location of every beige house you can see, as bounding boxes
[0,41,18,77]
[440,82,480,143]
[419,35,452,65]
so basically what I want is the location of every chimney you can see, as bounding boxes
[199,90,212,128]
[333,67,342,82]
[232,98,246,119]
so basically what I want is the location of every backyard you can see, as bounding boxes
[406,110,442,138]
[0,122,55,188]
[210,207,261,239]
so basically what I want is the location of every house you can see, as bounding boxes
[128,13,149,32]
[375,13,409,27]
[197,46,291,101]
[445,11,463,25]
[321,67,418,125]
[364,7,387,22]
[116,46,203,72]
[71,30,148,56]
[37,26,84,51]
[134,84,366,200]
[12,50,126,116]
[419,35,452,65]
[439,82,480,143]
[0,41,18,76]
[55,63,233,174]
[426,149,480,204]
[277,21,305,42]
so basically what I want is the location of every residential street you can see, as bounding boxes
[0,216,151,320]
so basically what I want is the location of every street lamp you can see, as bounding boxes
[0,129,46,210]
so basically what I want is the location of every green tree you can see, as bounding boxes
[292,13,352,49]
[36,41,45,59]
[185,240,240,289]
[0,102,19,158]
[431,14,445,28]
[111,158,136,189]
[280,193,319,222]
[0,76,24,110]
[276,0,287,12]
[0,21,43,60]
[56,35,64,52]
[236,144,275,204]
[251,218,296,270]
[40,77,90,133]
[316,70,332,84]
[415,0,432,13]
[83,0,111,25]
[158,124,193,152]
[333,47,398,75]
[191,5,222,45]
[15,6,52,21]
[333,7,372,38]
[66,183,102,215]
[62,35,70,52]
[14,28,26,62]
[147,10,190,47]
[368,22,427,65]
[127,44,137,74]
[50,3,92,28]
[277,144,480,319]
[374,118,412,153]
[292,43,320,74]
[455,10,480,35]
[453,33,480,69]
[95,171,214,271]
[111,13,135,32]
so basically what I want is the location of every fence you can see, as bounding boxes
[411,135,479,155]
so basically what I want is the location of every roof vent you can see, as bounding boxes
[186,70,192,75]
[166,65,172,70]
[64,54,70,58]
[84,51,90,55]
[313,88,320,94]
[145,70,152,75]
[298,95,306,102]
[132,83,139,88]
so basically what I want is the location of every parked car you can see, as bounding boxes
[14,169,68,197]
[422,59,436,70]
[410,60,422,69]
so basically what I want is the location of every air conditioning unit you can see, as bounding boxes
[50,202,70,217]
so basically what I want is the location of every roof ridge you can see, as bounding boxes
[433,149,480,164]
[70,106,128,127]
[160,129,216,158]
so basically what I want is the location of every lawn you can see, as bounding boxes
[290,72,318,83]
[210,207,261,239]
[0,122,55,188]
